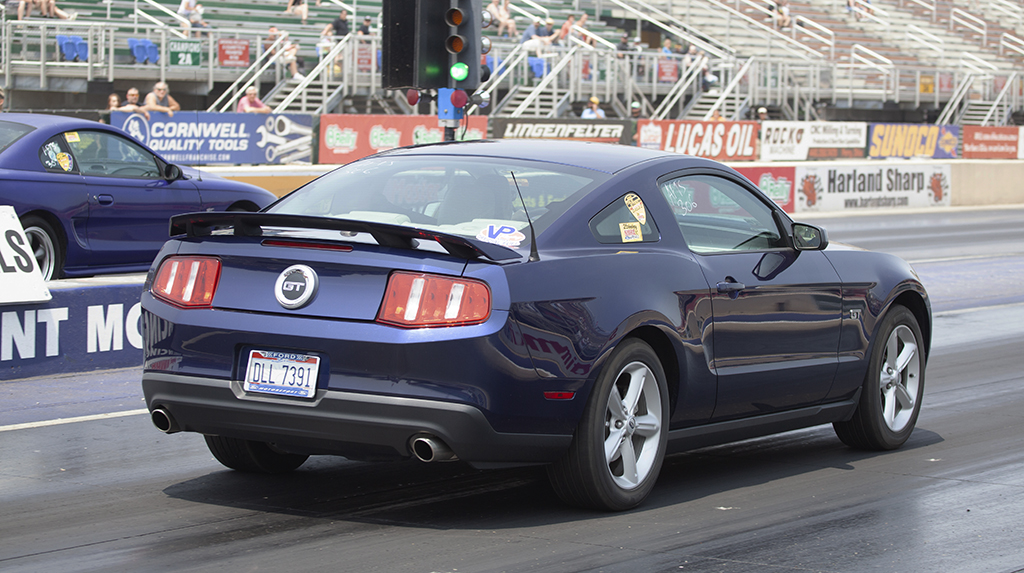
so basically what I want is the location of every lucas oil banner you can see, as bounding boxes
[318,115,488,164]
[637,120,759,161]
[112,111,314,165]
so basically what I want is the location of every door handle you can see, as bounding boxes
[716,278,746,293]
[95,194,114,205]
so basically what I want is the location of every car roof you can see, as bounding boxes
[0,113,106,131]
[376,139,680,174]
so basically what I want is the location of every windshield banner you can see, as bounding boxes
[867,123,959,159]
[637,120,759,161]
[112,111,314,165]
[760,121,868,161]
[317,114,488,165]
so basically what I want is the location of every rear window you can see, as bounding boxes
[0,120,35,154]
[268,155,607,246]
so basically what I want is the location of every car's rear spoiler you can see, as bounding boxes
[169,212,523,262]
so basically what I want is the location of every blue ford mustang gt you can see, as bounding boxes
[141,139,930,511]
[0,114,276,280]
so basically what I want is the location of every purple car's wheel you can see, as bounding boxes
[205,435,309,474]
[548,339,668,511]
[834,305,925,450]
[21,216,63,281]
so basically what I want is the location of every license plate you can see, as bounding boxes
[244,350,320,398]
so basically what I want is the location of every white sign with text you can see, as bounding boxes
[0,206,52,305]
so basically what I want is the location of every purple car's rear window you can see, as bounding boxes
[0,120,35,154]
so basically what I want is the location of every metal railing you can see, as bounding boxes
[701,0,825,61]
[980,71,1019,125]
[936,73,974,124]
[999,33,1024,58]
[273,35,354,113]
[606,0,733,59]
[907,24,944,62]
[901,0,936,22]
[849,0,890,26]
[208,32,292,112]
[950,8,987,47]
[704,56,755,120]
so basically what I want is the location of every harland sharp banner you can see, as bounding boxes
[962,126,1020,159]
[318,115,487,165]
[867,124,959,159]
[492,118,631,145]
[112,111,313,165]
[793,163,952,213]
[733,166,796,213]
[637,120,759,161]
[760,121,868,161]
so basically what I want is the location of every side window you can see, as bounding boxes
[659,175,786,254]
[589,192,659,244]
[39,136,78,174]
[63,131,161,179]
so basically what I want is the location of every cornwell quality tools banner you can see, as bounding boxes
[867,123,959,159]
[793,163,952,213]
[759,121,868,161]
[637,120,759,161]
[492,118,631,145]
[317,115,487,164]
[113,111,314,165]
[961,126,1022,159]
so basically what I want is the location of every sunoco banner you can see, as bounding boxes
[793,163,952,213]
[868,124,959,159]
[112,111,313,165]
[318,115,487,165]
[760,121,867,161]
[637,120,758,161]
[492,118,630,144]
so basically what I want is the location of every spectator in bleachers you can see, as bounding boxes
[116,87,150,120]
[237,86,272,114]
[702,66,719,91]
[321,10,350,38]
[775,0,792,29]
[357,16,373,35]
[662,38,674,54]
[711,109,725,121]
[145,82,181,118]
[558,14,575,44]
[616,32,630,53]
[682,45,702,69]
[99,93,120,124]
[18,0,41,19]
[486,0,516,39]
[581,97,605,119]
[521,18,556,57]
[20,0,76,20]
[572,12,594,46]
[285,0,316,26]
[266,26,304,79]
[188,9,209,37]
[757,106,769,122]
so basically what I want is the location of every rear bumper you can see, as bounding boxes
[143,372,572,466]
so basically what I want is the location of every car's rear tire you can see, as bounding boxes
[20,215,63,281]
[204,435,309,473]
[834,305,925,450]
[548,339,668,511]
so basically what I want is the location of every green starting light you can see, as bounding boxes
[450,62,470,82]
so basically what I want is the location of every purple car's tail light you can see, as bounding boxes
[152,256,221,308]
[377,271,491,328]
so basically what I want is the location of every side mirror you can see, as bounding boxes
[792,222,828,251]
[164,164,183,181]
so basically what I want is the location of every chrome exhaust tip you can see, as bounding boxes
[410,435,458,462]
[151,408,180,434]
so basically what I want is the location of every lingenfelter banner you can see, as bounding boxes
[759,121,868,161]
[637,120,759,161]
[867,124,959,159]
[793,162,952,213]
[962,126,1020,159]
[491,118,631,145]
[113,111,313,165]
[318,115,487,165]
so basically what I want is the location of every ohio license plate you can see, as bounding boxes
[244,350,320,398]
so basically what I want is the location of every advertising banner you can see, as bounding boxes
[637,120,759,161]
[733,166,796,213]
[657,58,679,83]
[867,124,959,159]
[962,126,1019,159]
[318,114,487,164]
[492,118,630,144]
[0,206,51,305]
[217,38,250,67]
[168,39,202,67]
[112,111,313,165]
[760,121,868,161]
[793,163,951,213]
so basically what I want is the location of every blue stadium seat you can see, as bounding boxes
[128,38,147,64]
[56,34,76,61]
[75,38,88,62]
[145,42,159,64]
[527,57,547,78]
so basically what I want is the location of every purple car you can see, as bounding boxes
[141,139,930,511]
[0,113,276,280]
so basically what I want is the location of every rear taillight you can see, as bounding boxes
[152,256,221,308]
[377,271,491,328]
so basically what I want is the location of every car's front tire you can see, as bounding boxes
[548,339,669,511]
[834,305,925,450]
[204,435,309,473]
[21,215,63,281]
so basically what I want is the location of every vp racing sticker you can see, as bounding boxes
[477,224,525,248]
[624,192,646,225]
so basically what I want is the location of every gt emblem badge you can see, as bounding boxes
[275,265,318,309]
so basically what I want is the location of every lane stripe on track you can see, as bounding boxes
[0,409,149,433]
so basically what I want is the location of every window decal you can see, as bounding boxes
[619,222,643,243]
[624,192,646,225]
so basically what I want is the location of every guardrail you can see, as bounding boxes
[907,24,944,62]
[999,33,1024,58]
[950,8,987,47]
[900,0,936,22]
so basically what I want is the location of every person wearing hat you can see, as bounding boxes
[616,32,631,52]
[581,96,605,119]
[757,106,769,122]
[521,17,557,56]
[357,15,373,35]
[628,101,644,144]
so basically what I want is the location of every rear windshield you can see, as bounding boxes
[268,155,607,244]
[0,120,35,154]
